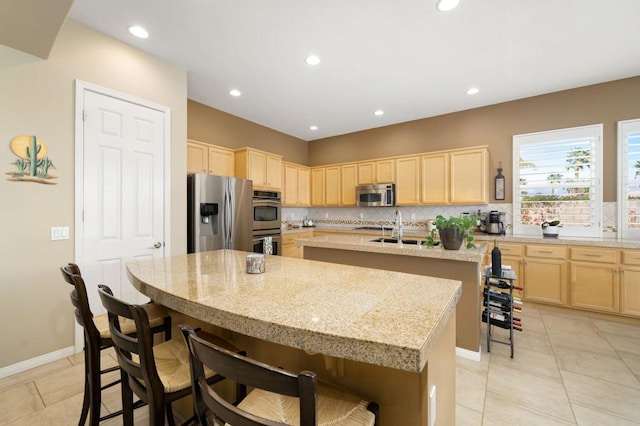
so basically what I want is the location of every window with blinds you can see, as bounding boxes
[618,119,640,240]
[513,124,603,237]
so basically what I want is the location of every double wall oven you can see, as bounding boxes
[252,189,282,255]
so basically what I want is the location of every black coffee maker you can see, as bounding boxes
[486,211,505,235]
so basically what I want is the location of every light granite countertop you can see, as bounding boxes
[126,250,462,372]
[295,234,487,263]
[286,226,640,249]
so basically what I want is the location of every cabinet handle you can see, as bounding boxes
[584,254,601,257]
[536,250,553,254]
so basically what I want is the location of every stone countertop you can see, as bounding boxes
[126,250,462,373]
[286,226,640,249]
[295,234,487,263]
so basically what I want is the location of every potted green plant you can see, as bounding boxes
[541,220,561,238]
[423,214,476,250]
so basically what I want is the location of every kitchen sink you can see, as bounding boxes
[369,237,424,245]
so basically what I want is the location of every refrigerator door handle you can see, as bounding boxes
[224,180,234,249]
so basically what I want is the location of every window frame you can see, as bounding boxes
[617,118,640,240]
[512,124,603,238]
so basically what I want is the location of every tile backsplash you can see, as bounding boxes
[283,202,618,237]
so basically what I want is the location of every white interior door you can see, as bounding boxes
[76,84,167,336]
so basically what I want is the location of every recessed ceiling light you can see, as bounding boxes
[310,125,318,131]
[436,0,460,12]
[374,110,385,116]
[305,55,321,65]
[128,25,149,39]
[466,87,480,95]
[229,89,242,97]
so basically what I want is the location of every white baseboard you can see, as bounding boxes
[456,346,481,362]
[0,346,76,380]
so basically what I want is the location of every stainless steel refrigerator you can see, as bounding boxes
[187,174,253,253]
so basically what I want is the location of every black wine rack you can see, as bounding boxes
[483,267,521,358]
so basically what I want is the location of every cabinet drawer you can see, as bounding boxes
[496,242,523,257]
[525,244,566,259]
[622,250,640,266]
[570,247,618,264]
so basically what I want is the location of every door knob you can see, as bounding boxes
[151,242,162,249]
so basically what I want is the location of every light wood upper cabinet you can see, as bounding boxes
[325,166,341,206]
[208,145,235,176]
[235,148,282,190]
[395,156,420,205]
[187,141,208,174]
[299,167,310,206]
[357,159,395,184]
[376,159,395,183]
[421,153,449,204]
[340,164,357,206]
[450,147,488,204]
[357,162,376,184]
[311,168,325,206]
[283,162,311,207]
[187,140,234,176]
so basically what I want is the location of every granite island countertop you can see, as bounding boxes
[126,249,462,372]
[295,234,487,263]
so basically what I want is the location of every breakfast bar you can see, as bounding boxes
[297,234,486,359]
[127,249,462,425]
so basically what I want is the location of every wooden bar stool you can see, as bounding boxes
[180,325,380,426]
[97,284,243,425]
[60,263,171,425]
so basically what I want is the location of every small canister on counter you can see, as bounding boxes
[246,254,265,274]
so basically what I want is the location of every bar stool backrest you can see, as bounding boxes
[97,284,164,405]
[60,264,100,344]
[180,325,318,426]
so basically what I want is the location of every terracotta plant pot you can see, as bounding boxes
[438,227,464,250]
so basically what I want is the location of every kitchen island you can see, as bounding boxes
[127,249,462,425]
[297,234,487,359]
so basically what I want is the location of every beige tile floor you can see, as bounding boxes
[1,307,639,425]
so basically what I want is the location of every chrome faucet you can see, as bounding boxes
[391,209,403,240]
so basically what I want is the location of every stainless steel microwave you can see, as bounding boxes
[356,183,395,207]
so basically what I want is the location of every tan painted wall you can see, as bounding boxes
[188,100,308,165]
[308,76,640,203]
[0,20,188,369]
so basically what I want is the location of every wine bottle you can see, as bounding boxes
[491,240,502,276]
[487,278,523,291]
[482,311,523,330]
[483,298,522,312]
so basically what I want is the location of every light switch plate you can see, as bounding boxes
[51,226,70,241]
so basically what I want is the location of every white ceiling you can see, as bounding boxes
[69,0,640,141]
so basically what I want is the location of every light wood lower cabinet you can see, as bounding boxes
[620,266,640,316]
[569,262,619,313]
[523,245,567,306]
[282,231,313,258]
[569,247,619,314]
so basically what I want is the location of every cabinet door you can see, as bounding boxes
[266,155,282,190]
[621,267,640,317]
[503,256,524,299]
[208,146,234,176]
[357,162,376,184]
[247,150,267,187]
[283,163,299,206]
[340,164,357,206]
[299,167,311,206]
[450,148,488,204]
[395,157,420,205]
[421,153,449,204]
[523,258,567,305]
[187,141,208,174]
[311,168,325,206]
[569,262,619,313]
[376,159,395,183]
[325,166,341,206]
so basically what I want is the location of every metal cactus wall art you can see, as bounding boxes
[7,135,57,184]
